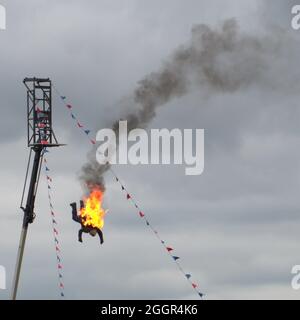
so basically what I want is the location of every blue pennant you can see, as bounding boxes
[172,256,180,261]
[185,274,191,279]
[84,130,91,135]
[61,96,66,100]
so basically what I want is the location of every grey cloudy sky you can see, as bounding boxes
[1,0,300,300]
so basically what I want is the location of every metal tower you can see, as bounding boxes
[11,77,63,300]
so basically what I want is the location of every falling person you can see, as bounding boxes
[70,201,104,245]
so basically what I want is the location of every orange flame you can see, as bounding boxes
[80,188,106,229]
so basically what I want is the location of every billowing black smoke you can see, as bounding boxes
[79,19,280,193]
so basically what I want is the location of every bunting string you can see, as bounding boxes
[43,150,65,298]
[53,86,204,299]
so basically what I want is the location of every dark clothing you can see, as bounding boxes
[70,202,104,245]
[70,202,80,223]
[78,226,104,244]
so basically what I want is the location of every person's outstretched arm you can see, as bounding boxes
[78,229,83,243]
[96,228,104,244]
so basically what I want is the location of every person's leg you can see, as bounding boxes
[80,200,84,210]
[70,202,80,223]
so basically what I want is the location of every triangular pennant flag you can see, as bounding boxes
[172,256,180,261]
[46,167,50,171]
[146,220,150,226]
[48,185,51,189]
[121,186,125,190]
[56,256,61,262]
[161,240,165,244]
[54,228,58,235]
[198,292,204,298]
[61,96,66,100]
[52,219,57,225]
[50,203,54,209]
[66,104,72,109]
[84,130,91,135]
[139,211,145,218]
[60,283,64,288]
[77,122,83,128]
[47,176,52,182]
[116,177,119,182]
[192,283,198,289]
[61,293,65,297]
[135,204,138,208]
[51,211,55,216]
[59,274,63,278]
[55,246,60,252]
[185,274,191,279]
[58,264,62,269]
[55,237,59,244]
[71,113,76,119]
[90,139,96,145]
[127,194,131,200]
[166,247,174,252]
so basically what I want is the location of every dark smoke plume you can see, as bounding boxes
[80,19,279,193]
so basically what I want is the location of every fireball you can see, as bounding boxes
[80,188,106,229]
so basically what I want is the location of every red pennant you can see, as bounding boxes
[58,264,62,269]
[167,247,174,252]
[66,104,72,109]
[56,246,60,252]
[192,283,198,289]
[51,211,55,216]
[77,122,83,128]
[54,228,58,235]
[139,211,145,218]
[90,139,96,145]
[127,194,131,200]
[60,283,64,288]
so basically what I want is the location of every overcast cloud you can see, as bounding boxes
[1,0,300,300]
